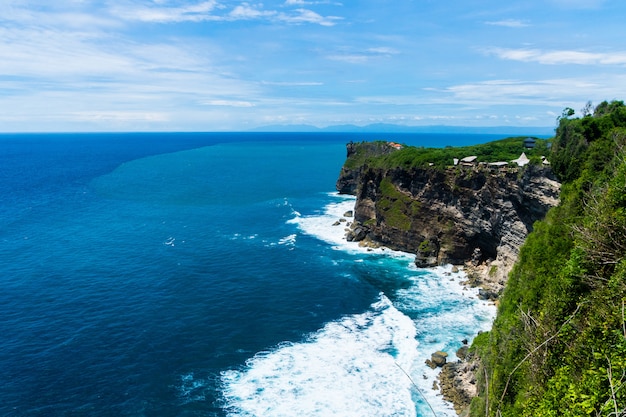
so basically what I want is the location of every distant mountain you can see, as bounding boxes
[252,123,554,136]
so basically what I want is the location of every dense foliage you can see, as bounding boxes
[471,101,626,416]
[344,136,550,169]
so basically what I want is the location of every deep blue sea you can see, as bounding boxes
[0,132,499,417]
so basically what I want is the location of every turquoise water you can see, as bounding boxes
[0,133,496,416]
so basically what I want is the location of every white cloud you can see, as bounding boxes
[0,27,136,78]
[2,0,623,131]
[72,111,169,122]
[0,2,119,30]
[278,8,341,26]
[367,47,399,55]
[325,46,398,63]
[283,0,344,5]
[110,1,341,26]
[229,3,277,20]
[487,47,626,65]
[261,81,324,86]
[484,19,530,28]
[326,54,369,64]
[439,77,626,108]
[0,13,266,130]
[201,99,255,107]
[111,0,220,22]
[444,79,562,103]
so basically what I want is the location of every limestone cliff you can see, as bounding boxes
[336,141,560,294]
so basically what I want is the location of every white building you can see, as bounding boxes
[511,152,530,167]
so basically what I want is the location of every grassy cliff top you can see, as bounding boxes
[344,136,551,170]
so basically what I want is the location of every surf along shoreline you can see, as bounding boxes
[293,193,497,416]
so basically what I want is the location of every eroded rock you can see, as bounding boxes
[336,143,561,292]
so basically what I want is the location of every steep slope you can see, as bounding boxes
[471,101,626,416]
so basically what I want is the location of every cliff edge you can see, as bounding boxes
[336,140,560,295]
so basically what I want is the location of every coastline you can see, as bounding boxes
[292,193,497,416]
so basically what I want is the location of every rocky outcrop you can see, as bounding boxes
[336,142,561,294]
[336,141,400,195]
[426,351,449,369]
[439,346,480,416]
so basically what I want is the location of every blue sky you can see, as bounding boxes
[1,0,625,132]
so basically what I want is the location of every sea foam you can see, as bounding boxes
[221,295,419,417]
[288,193,410,260]
[222,193,496,417]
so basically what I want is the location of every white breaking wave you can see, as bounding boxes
[394,266,497,415]
[220,192,497,417]
[277,234,297,246]
[288,193,408,259]
[287,193,356,249]
[221,295,420,417]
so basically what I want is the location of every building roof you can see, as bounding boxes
[511,152,530,167]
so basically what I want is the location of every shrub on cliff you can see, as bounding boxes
[472,101,626,416]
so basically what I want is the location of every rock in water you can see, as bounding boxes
[431,351,448,367]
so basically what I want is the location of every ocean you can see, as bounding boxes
[0,132,498,417]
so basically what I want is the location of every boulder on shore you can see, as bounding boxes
[426,350,448,368]
[346,225,368,242]
[478,288,499,301]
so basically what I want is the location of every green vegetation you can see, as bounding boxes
[377,177,420,231]
[419,239,434,254]
[344,136,551,170]
[471,101,626,416]
[488,264,498,277]
[343,141,399,169]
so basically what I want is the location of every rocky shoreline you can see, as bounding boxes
[436,265,500,415]
[333,208,495,415]
[438,346,480,416]
[428,267,495,416]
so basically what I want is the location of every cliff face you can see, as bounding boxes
[336,142,560,292]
